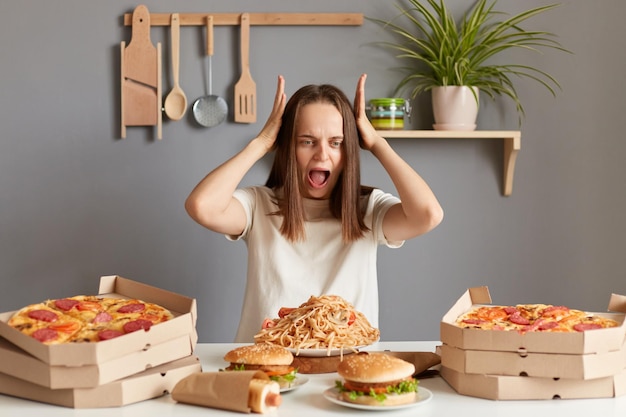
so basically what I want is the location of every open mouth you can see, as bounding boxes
[308,169,330,189]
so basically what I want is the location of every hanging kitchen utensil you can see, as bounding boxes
[164,13,188,121]
[234,13,256,123]
[192,16,228,127]
[120,4,162,139]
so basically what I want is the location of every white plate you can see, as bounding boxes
[286,342,379,357]
[280,376,309,393]
[322,387,433,411]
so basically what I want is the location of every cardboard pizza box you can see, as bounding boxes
[440,342,626,380]
[0,355,202,408]
[0,330,197,389]
[0,275,197,366]
[440,286,626,354]
[441,365,626,400]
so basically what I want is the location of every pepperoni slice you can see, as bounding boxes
[98,329,124,341]
[93,312,113,323]
[541,306,570,318]
[537,321,559,331]
[508,311,530,325]
[462,318,488,325]
[574,323,602,332]
[503,307,518,315]
[54,298,80,311]
[117,303,145,314]
[123,319,153,333]
[27,309,58,323]
[32,328,58,343]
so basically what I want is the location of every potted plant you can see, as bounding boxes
[369,0,569,130]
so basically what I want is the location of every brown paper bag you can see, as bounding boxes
[172,370,268,413]
[382,351,441,376]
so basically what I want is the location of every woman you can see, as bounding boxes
[185,74,443,342]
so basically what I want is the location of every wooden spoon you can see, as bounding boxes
[164,13,187,121]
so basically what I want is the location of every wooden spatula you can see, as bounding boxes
[234,13,256,123]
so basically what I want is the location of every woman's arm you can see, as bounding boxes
[354,74,444,242]
[185,76,287,235]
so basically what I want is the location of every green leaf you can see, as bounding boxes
[367,0,571,124]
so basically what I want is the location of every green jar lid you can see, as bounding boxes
[369,98,405,106]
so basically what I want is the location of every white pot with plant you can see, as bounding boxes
[369,0,569,130]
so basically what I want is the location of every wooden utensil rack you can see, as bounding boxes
[120,8,362,140]
[123,12,363,27]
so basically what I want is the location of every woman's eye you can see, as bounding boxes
[331,141,343,148]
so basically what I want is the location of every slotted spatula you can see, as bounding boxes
[234,13,256,123]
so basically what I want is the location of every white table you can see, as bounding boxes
[1,341,625,416]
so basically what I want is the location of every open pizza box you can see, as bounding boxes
[0,331,197,389]
[440,286,626,354]
[0,355,202,408]
[0,275,197,366]
[440,342,626,380]
[441,365,626,400]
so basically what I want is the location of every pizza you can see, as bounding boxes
[455,304,620,333]
[7,295,174,344]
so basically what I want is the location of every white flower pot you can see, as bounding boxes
[432,86,479,131]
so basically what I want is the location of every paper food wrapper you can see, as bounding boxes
[382,351,441,376]
[172,370,269,413]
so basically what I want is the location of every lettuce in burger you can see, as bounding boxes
[335,352,418,406]
[223,344,297,389]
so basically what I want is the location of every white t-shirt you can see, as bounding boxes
[228,186,403,342]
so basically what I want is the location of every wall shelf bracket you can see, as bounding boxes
[377,130,521,196]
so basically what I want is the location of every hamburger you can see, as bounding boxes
[335,352,418,406]
[223,344,297,389]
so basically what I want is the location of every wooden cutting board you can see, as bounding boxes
[291,353,356,374]
[291,351,441,375]
[120,5,162,139]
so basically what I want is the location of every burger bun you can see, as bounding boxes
[337,353,417,407]
[337,352,415,383]
[224,344,293,366]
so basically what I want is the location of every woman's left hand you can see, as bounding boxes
[353,73,381,151]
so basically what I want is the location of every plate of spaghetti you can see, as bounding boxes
[253,295,380,357]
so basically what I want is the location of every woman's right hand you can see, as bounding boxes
[255,75,286,152]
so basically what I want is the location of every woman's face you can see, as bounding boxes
[295,102,345,199]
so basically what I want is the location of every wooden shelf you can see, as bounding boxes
[377,130,521,196]
[123,13,363,27]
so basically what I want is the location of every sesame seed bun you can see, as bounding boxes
[223,344,294,366]
[337,352,415,383]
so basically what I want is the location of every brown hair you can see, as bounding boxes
[265,84,372,243]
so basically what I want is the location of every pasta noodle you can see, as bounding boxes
[253,295,380,356]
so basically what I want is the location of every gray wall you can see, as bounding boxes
[1,0,624,342]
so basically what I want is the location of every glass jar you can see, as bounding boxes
[368,98,411,130]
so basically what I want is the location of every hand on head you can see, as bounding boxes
[257,75,287,152]
[353,74,380,151]
[257,74,380,154]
